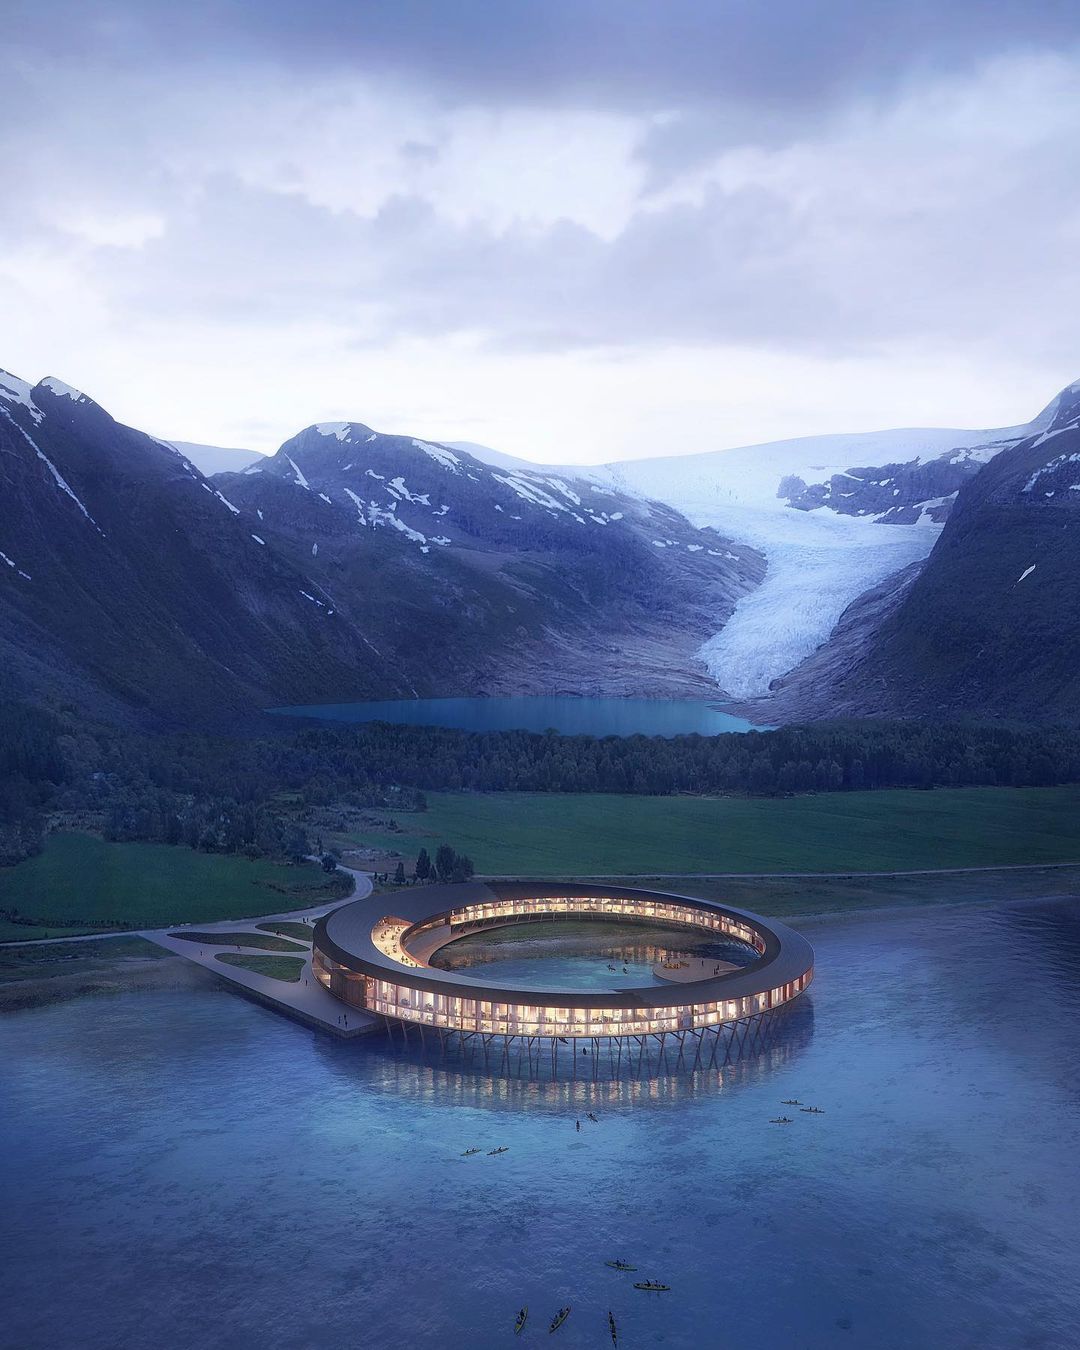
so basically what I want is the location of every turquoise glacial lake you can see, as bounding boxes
[270,695,764,737]
[3,899,1080,1348]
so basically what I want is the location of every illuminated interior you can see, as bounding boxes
[313,888,814,1041]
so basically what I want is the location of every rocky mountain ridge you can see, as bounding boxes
[0,369,761,724]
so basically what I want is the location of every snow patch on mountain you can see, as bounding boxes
[0,371,43,423]
[387,477,430,505]
[493,473,568,513]
[39,377,88,402]
[0,550,31,580]
[1,406,101,531]
[168,441,264,476]
[413,440,460,472]
[316,422,352,441]
[285,455,310,490]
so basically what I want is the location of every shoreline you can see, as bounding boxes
[5,877,1080,1015]
[0,951,213,1014]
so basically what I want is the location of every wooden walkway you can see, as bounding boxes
[142,867,380,1039]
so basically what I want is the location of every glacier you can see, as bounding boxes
[600,422,1047,697]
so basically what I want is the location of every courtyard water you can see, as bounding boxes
[3,898,1079,1349]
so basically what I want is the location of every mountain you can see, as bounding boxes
[761,383,1080,722]
[215,422,763,700]
[0,371,760,724]
[0,370,420,725]
[596,404,1061,700]
[440,396,1063,701]
[167,440,265,476]
[5,360,1077,729]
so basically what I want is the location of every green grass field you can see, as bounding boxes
[0,834,352,940]
[167,930,308,952]
[215,953,305,982]
[349,786,1080,876]
[255,922,315,943]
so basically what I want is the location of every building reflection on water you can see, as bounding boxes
[315,996,815,1107]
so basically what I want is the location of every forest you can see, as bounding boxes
[3,699,1080,866]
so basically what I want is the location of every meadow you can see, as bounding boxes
[0,833,350,939]
[350,784,1080,877]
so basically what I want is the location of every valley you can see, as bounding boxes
[4,363,1078,726]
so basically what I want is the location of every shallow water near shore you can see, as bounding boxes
[3,899,1080,1349]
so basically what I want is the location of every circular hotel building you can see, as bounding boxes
[313,882,813,1058]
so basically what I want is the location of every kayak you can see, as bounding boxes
[633,1281,671,1292]
[514,1307,528,1335]
[608,1310,618,1345]
[549,1306,571,1333]
[605,1260,636,1271]
[461,1148,481,1156]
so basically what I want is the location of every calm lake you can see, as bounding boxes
[3,898,1080,1349]
[270,694,764,737]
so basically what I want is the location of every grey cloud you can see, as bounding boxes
[8,0,1080,126]
[84,144,1080,369]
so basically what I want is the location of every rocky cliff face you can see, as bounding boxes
[777,444,1007,524]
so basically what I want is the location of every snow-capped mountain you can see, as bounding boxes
[215,421,762,700]
[168,440,265,476]
[0,369,417,723]
[595,403,1063,699]
[765,381,1080,722]
[455,394,1063,699]
[5,359,1077,726]
[0,369,760,722]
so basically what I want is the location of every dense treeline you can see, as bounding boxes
[278,718,1080,796]
[5,704,1080,868]
[0,703,68,863]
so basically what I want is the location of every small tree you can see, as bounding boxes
[435,844,456,882]
[284,825,309,865]
[394,861,406,885]
[414,847,431,883]
[450,853,475,884]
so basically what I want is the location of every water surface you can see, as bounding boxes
[3,899,1080,1349]
[270,694,764,737]
[430,919,756,990]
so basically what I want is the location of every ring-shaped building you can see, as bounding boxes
[313,882,813,1042]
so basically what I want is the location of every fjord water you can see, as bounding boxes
[270,694,764,736]
[4,900,1080,1350]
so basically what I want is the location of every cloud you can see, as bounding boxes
[49,50,1075,367]
[3,3,1080,458]
[8,0,1080,123]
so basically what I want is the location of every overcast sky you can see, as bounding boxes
[5,1,1080,461]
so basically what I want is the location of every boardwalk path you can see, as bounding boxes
[137,865,381,1037]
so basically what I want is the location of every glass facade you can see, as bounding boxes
[314,892,814,1040]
